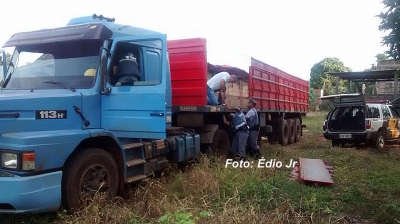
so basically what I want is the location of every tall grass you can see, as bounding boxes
[2,113,400,223]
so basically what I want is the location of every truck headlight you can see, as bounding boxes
[1,153,18,169]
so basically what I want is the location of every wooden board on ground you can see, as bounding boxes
[299,158,334,186]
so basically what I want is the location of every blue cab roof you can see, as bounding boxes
[68,16,163,38]
[3,15,164,47]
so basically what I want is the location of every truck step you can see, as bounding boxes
[123,142,143,150]
[127,174,147,183]
[126,158,146,167]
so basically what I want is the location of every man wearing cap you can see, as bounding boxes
[246,98,261,158]
[207,72,237,105]
[224,107,249,160]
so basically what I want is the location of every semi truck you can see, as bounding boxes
[0,15,308,213]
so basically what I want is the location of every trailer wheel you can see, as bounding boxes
[294,118,301,142]
[278,119,289,146]
[287,119,295,144]
[62,148,119,210]
[211,129,230,157]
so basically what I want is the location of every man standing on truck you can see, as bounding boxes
[224,107,249,160]
[207,72,237,105]
[246,98,261,158]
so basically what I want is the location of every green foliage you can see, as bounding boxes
[376,53,389,62]
[0,53,11,66]
[309,58,351,95]
[199,211,211,218]
[158,211,197,224]
[319,100,334,111]
[127,213,145,224]
[379,0,400,59]
[364,83,376,94]
[308,87,317,111]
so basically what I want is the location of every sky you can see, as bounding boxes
[1,0,388,80]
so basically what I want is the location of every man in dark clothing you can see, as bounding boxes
[246,98,261,158]
[224,107,249,160]
[111,52,141,85]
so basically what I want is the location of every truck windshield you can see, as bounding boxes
[3,40,102,90]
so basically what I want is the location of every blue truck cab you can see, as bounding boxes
[0,15,200,213]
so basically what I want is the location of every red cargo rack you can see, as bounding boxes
[168,38,208,106]
[168,38,309,113]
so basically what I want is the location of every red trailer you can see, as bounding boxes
[168,38,308,152]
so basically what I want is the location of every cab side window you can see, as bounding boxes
[382,106,391,118]
[110,40,162,86]
[368,106,380,118]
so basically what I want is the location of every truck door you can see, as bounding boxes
[101,37,167,139]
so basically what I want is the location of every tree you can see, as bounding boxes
[0,53,11,86]
[0,53,11,67]
[379,0,400,59]
[376,53,389,62]
[309,57,352,95]
[308,88,317,111]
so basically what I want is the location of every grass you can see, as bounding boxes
[1,112,400,223]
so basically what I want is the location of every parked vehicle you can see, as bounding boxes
[322,94,400,149]
[0,15,308,213]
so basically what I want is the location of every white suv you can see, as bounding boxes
[322,94,400,149]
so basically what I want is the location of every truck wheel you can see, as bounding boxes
[62,148,119,210]
[278,119,289,146]
[375,131,386,150]
[211,129,230,157]
[287,119,295,144]
[294,118,301,142]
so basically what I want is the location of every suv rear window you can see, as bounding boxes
[368,105,380,118]
[329,107,365,120]
[328,106,365,131]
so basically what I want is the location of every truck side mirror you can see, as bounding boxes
[100,41,111,94]
[0,49,6,80]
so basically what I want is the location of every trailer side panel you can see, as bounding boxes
[249,58,309,113]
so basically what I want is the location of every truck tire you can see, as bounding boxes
[211,129,230,157]
[62,148,119,210]
[287,119,295,144]
[374,131,386,150]
[294,118,301,142]
[278,119,289,146]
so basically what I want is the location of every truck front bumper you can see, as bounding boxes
[0,170,61,213]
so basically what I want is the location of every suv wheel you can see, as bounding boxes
[375,131,385,150]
